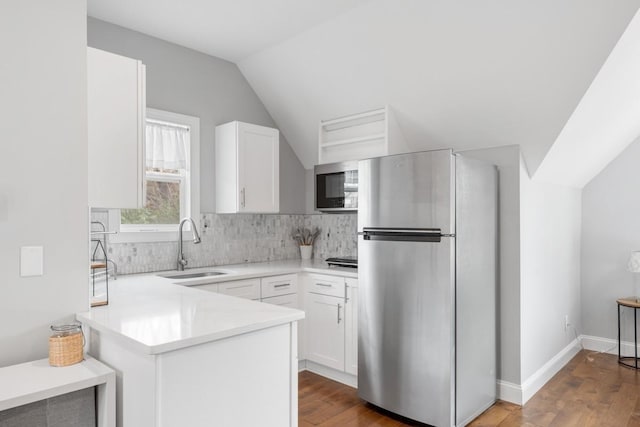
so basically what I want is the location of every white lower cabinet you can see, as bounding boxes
[305,292,345,371]
[191,271,358,384]
[218,278,261,300]
[261,274,298,298]
[193,283,219,293]
[304,273,358,382]
[262,293,297,307]
[261,274,304,360]
[192,279,260,300]
[345,278,358,376]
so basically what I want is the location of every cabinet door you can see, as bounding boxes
[87,47,145,209]
[305,293,345,371]
[218,279,260,300]
[237,122,279,213]
[262,292,304,361]
[345,279,358,376]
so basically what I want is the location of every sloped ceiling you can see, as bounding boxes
[239,0,640,170]
[534,8,640,188]
[87,0,371,62]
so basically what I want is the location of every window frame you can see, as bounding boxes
[109,108,200,243]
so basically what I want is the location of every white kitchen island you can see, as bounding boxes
[77,272,304,427]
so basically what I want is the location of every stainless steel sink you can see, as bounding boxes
[162,271,228,280]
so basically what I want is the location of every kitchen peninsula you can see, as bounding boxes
[77,262,314,427]
[76,260,356,427]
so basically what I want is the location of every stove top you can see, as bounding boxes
[325,257,358,268]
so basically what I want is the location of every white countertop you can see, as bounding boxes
[76,260,357,355]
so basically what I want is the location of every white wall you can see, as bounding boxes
[87,18,306,214]
[582,135,640,341]
[519,159,582,383]
[460,146,522,385]
[0,0,88,367]
[239,0,640,171]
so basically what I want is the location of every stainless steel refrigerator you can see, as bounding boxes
[357,149,497,427]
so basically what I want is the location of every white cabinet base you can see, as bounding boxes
[89,323,298,427]
[299,360,357,389]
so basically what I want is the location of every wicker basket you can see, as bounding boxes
[49,325,84,367]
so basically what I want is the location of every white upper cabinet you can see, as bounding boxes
[87,47,146,209]
[215,121,279,213]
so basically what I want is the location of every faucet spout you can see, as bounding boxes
[177,217,201,271]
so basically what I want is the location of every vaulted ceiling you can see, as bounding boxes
[89,0,640,181]
[87,0,370,62]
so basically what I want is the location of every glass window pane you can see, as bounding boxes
[121,180,181,225]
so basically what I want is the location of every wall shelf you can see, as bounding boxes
[318,106,407,164]
[0,357,115,427]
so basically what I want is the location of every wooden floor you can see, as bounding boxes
[299,350,640,426]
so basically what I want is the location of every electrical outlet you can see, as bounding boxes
[564,315,570,331]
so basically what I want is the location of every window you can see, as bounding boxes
[109,108,200,243]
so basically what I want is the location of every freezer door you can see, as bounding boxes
[357,234,455,427]
[358,150,454,235]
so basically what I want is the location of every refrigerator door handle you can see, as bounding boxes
[360,227,450,242]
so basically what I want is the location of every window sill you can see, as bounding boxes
[109,230,196,244]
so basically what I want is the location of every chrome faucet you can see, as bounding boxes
[177,217,202,271]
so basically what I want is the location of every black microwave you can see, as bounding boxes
[314,161,358,212]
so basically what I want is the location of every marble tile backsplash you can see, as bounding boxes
[91,211,357,275]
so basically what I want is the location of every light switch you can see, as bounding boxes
[20,246,43,277]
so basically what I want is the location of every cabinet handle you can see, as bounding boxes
[337,303,342,324]
[316,283,332,288]
[240,188,246,208]
[274,283,290,288]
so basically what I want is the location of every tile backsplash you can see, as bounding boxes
[91,211,357,275]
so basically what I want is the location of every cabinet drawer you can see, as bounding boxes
[193,283,219,293]
[261,274,298,299]
[218,279,260,300]
[261,293,298,308]
[307,274,345,298]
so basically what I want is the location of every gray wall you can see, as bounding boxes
[582,135,640,341]
[0,0,88,367]
[519,161,582,381]
[87,17,306,214]
[460,146,522,384]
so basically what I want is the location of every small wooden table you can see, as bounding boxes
[617,297,640,369]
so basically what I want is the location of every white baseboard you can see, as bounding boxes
[520,338,580,404]
[299,360,357,388]
[497,380,522,405]
[497,338,581,406]
[580,334,620,355]
[299,337,585,408]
